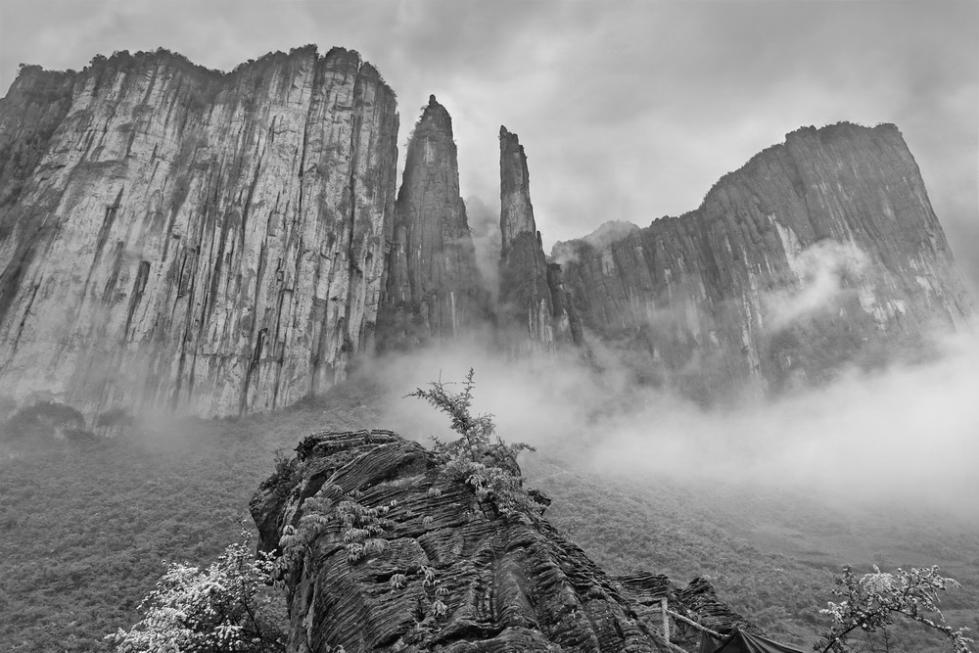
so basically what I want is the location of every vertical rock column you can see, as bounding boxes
[377,95,488,348]
[498,126,579,350]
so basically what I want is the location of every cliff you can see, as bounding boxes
[0,46,971,419]
[250,429,747,652]
[377,96,488,348]
[498,127,581,350]
[0,47,399,419]
[557,123,972,399]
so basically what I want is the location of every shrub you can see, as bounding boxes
[409,368,540,516]
[106,536,286,653]
[816,565,974,653]
[1,401,89,443]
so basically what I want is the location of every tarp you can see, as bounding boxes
[699,628,806,653]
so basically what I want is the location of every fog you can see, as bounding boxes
[364,326,979,520]
[763,240,870,331]
[464,195,502,303]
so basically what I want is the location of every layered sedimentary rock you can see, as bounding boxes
[498,127,581,350]
[251,429,683,652]
[0,47,398,419]
[557,123,972,399]
[378,96,488,348]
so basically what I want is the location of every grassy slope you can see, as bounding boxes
[1,382,976,652]
[525,456,979,650]
[0,383,382,652]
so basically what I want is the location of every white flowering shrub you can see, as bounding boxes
[817,564,974,653]
[106,538,286,653]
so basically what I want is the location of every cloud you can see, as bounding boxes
[367,324,979,520]
[464,195,502,303]
[762,240,871,331]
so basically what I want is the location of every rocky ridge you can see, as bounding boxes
[250,429,748,653]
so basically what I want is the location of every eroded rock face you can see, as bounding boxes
[0,47,399,419]
[557,123,972,400]
[378,96,489,348]
[250,430,674,652]
[498,127,581,350]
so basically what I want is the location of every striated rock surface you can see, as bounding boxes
[250,429,681,652]
[0,47,399,419]
[498,127,581,350]
[378,96,489,348]
[557,123,972,399]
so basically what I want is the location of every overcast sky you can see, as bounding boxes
[1,0,976,285]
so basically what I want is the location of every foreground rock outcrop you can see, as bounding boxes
[0,47,398,418]
[556,123,972,399]
[378,96,489,348]
[252,429,751,652]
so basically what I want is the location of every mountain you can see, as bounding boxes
[0,47,398,419]
[0,47,971,426]
[249,429,749,652]
[556,123,972,400]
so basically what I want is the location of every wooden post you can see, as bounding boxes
[661,597,670,642]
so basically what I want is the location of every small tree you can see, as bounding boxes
[409,368,539,516]
[816,565,974,653]
[409,368,496,462]
[107,536,286,653]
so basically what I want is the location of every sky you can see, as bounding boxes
[1,0,977,285]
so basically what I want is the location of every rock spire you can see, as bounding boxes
[377,96,488,348]
[498,126,581,349]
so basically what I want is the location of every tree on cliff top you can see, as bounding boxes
[409,368,541,515]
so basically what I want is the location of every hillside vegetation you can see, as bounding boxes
[1,378,976,652]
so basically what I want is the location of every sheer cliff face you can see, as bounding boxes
[558,123,972,399]
[377,96,488,348]
[0,46,969,420]
[0,47,398,419]
[498,127,581,350]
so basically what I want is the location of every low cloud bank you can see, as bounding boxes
[367,326,979,519]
